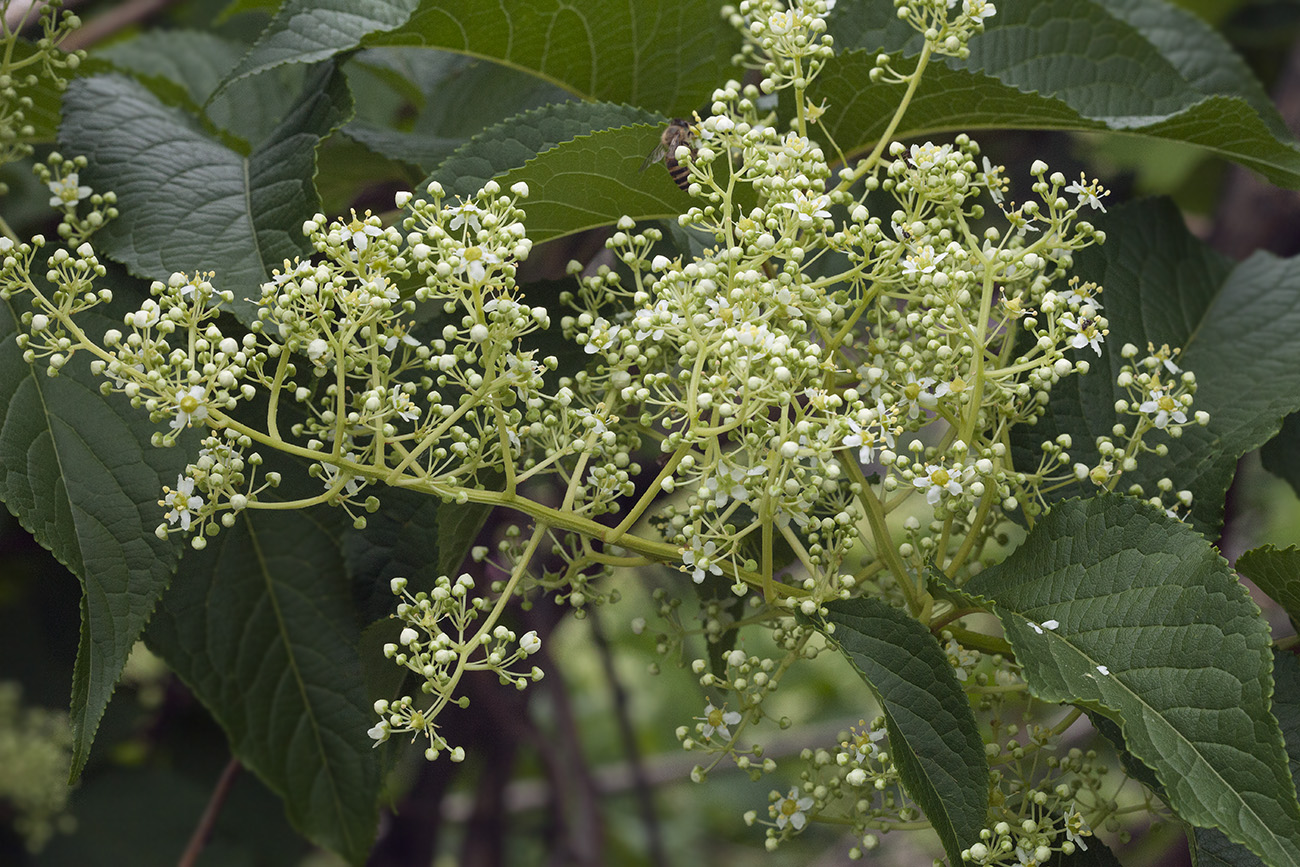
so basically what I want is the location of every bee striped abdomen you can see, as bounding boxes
[641,118,694,191]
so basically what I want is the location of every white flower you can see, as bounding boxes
[697,702,741,740]
[901,244,946,277]
[908,141,952,170]
[681,539,723,583]
[776,189,832,226]
[383,331,421,352]
[1139,386,1187,429]
[47,172,91,208]
[457,245,500,283]
[520,631,542,655]
[446,200,482,233]
[584,317,619,355]
[347,219,384,253]
[1064,809,1091,851]
[847,724,887,762]
[319,459,362,496]
[1063,314,1105,355]
[773,787,814,831]
[963,0,996,21]
[390,387,421,422]
[982,156,1005,205]
[1065,175,1108,212]
[899,372,938,418]
[162,475,203,531]
[367,720,391,745]
[128,300,161,329]
[766,9,801,35]
[913,462,973,505]
[170,386,209,431]
[842,417,881,464]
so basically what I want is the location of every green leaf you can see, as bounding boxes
[58,64,353,324]
[491,123,694,243]
[226,0,737,116]
[0,282,186,779]
[1262,412,1300,499]
[423,101,667,198]
[224,0,420,86]
[147,507,380,865]
[821,1,1300,186]
[1008,198,1300,537]
[417,101,690,242]
[1095,651,1300,866]
[341,48,570,173]
[1236,546,1300,624]
[1047,836,1125,866]
[821,597,987,863]
[962,494,1300,865]
[364,0,737,115]
[94,30,307,148]
[342,488,490,623]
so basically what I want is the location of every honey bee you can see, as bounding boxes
[640,118,694,191]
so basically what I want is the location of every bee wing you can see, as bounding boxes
[639,141,669,173]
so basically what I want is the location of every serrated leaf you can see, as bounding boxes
[1236,546,1300,624]
[422,101,667,198]
[94,30,306,148]
[342,487,489,624]
[821,598,987,863]
[227,0,736,116]
[225,0,420,86]
[365,0,735,116]
[146,507,379,865]
[59,64,353,324]
[494,124,695,243]
[0,281,186,778]
[342,48,570,173]
[821,0,1300,186]
[962,494,1300,865]
[416,102,691,242]
[1008,199,1300,537]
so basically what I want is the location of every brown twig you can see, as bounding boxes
[61,0,176,51]
[177,756,241,867]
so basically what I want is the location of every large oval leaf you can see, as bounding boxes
[821,0,1300,186]
[59,64,353,324]
[0,280,186,779]
[147,506,380,865]
[962,494,1300,865]
[821,597,987,864]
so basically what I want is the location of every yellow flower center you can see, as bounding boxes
[930,468,951,487]
[178,393,201,414]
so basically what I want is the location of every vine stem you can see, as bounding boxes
[176,757,241,867]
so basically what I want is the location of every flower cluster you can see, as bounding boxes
[0,0,1208,861]
[0,0,84,169]
[369,575,545,761]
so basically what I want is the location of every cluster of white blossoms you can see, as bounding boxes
[0,0,1204,862]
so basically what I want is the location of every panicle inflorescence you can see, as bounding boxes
[0,0,1205,860]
